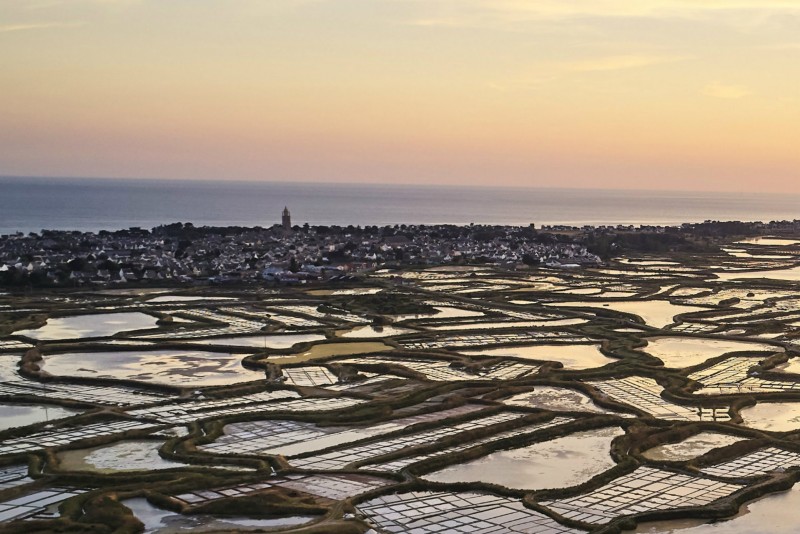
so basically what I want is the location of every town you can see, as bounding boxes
[4,209,800,288]
[0,208,606,287]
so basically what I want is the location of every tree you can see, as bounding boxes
[67,257,86,272]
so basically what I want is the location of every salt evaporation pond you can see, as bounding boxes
[57,440,185,473]
[722,248,788,259]
[426,426,623,490]
[182,333,325,348]
[391,306,484,321]
[124,498,315,533]
[426,318,586,331]
[736,237,800,246]
[640,337,781,368]
[503,386,618,414]
[338,325,414,338]
[545,300,705,328]
[145,295,236,303]
[634,484,800,533]
[307,288,382,295]
[461,344,616,370]
[14,312,159,340]
[617,259,679,266]
[0,403,81,431]
[599,291,641,298]
[0,356,22,382]
[777,358,800,374]
[95,288,171,296]
[265,341,393,364]
[556,287,603,295]
[739,402,800,432]
[641,432,745,461]
[42,349,260,387]
[716,265,800,282]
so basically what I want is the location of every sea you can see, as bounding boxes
[1,176,798,234]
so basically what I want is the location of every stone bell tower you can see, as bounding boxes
[282,206,292,231]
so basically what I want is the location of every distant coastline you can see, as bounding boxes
[2,217,798,288]
[1,176,799,234]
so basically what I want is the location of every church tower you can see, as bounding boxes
[282,206,292,231]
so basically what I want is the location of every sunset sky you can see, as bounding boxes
[2,0,799,192]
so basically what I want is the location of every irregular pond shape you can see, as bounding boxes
[617,259,680,266]
[0,403,82,431]
[57,440,186,473]
[739,402,800,432]
[338,325,414,338]
[640,337,781,368]
[0,355,22,382]
[461,343,616,370]
[716,266,800,282]
[633,484,800,533]
[265,341,393,364]
[42,349,260,387]
[14,312,159,340]
[735,237,800,246]
[641,432,746,461]
[146,296,236,303]
[425,426,623,490]
[95,288,171,296]
[181,333,325,348]
[545,300,705,328]
[123,498,315,533]
[556,287,603,295]
[426,319,586,331]
[391,306,484,321]
[722,248,788,259]
[777,358,800,374]
[600,291,641,298]
[307,288,382,295]
[503,386,619,414]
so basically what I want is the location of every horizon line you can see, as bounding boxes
[1,174,796,197]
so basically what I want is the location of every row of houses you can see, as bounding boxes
[0,223,601,286]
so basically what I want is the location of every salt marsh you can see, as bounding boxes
[41,349,261,386]
[57,440,185,473]
[739,402,800,432]
[640,337,781,368]
[180,333,325,348]
[264,341,393,364]
[461,343,616,370]
[545,299,706,328]
[642,432,746,461]
[14,312,159,340]
[426,426,623,490]
[123,498,315,533]
[0,403,81,431]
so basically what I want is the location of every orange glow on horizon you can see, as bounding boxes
[1,1,799,192]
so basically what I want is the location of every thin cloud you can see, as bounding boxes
[488,54,687,92]
[24,0,137,8]
[412,18,474,28]
[561,55,687,72]
[702,83,752,99]
[407,0,800,29]
[475,0,800,20]
[757,42,800,50]
[0,22,83,33]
